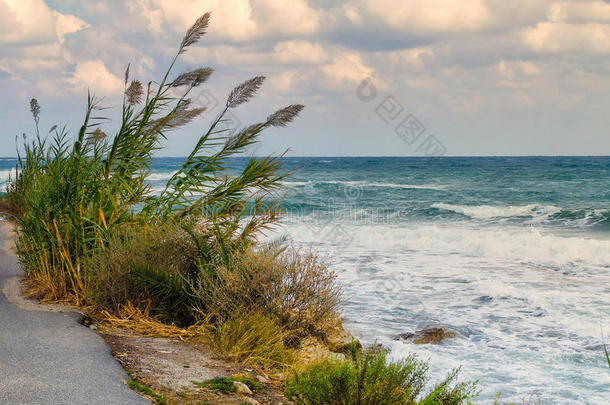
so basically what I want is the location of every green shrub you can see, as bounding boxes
[285,346,478,405]
[86,223,197,323]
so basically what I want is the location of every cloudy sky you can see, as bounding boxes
[1,0,609,156]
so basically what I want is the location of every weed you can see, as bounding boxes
[127,380,168,404]
[192,375,261,393]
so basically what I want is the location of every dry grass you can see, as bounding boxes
[100,302,198,339]
[198,310,294,371]
[192,247,342,347]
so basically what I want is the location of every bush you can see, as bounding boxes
[188,238,342,344]
[284,346,478,405]
[199,310,294,370]
[86,223,197,321]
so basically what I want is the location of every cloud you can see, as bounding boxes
[52,11,88,44]
[66,60,123,95]
[322,52,374,91]
[132,0,319,42]
[522,22,610,54]
[548,1,610,23]
[0,0,86,45]
[358,0,490,35]
[1,0,610,155]
[273,41,328,65]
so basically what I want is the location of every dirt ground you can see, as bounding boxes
[98,326,291,405]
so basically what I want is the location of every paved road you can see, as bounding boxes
[0,223,149,405]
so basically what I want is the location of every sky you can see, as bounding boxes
[1,0,609,157]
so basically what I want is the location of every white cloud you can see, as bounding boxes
[132,0,319,42]
[496,61,540,79]
[0,0,87,45]
[52,11,88,44]
[322,52,374,91]
[0,0,56,44]
[273,41,328,65]
[66,60,123,95]
[360,0,490,35]
[522,22,610,54]
[386,47,434,72]
[549,1,610,23]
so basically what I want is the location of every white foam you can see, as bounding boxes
[432,203,560,221]
[280,181,311,187]
[278,222,610,268]
[282,180,447,190]
[0,169,16,185]
[147,171,177,181]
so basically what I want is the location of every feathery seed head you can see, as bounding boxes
[179,12,211,54]
[266,104,305,127]
[226,76,265,108]
[144,99,206,134]
[171,67,214,88]
[30,98,40,121]
[87,128,107,143]
[125,80,144,105]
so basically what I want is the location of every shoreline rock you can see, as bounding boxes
[394,326,457,344]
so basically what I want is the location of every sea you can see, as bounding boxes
[2,155,609,404]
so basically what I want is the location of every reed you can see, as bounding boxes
[6,11,303,305]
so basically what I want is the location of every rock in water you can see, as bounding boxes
[395,327,456,344]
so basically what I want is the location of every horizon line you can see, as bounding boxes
[1,154,610,159]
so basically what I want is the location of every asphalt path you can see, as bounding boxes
[0,222,149,404]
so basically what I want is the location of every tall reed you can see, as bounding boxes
[8,12,304,304]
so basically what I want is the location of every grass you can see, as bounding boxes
[192,376,262,394]
[199,311,294,370]
[127,379,168,404]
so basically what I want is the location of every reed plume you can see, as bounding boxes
[226,76,265,108]
[171,67,214,88]
[125,80,144,105]
[179,12,211,54]
[266,104,305,127]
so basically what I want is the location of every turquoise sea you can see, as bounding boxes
[2,156,609,403]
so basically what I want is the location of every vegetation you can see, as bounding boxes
[285,345,478,405]
[4,11,318,369]
[1,9,478,404]
[127,380,168,404]
[192,376,262,394]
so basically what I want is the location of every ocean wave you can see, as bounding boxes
[0,169,16,183]
[147,171,178,181]
[432,203,610,228]
[431,203,560,220]
[278,222,610,268]
[282,180,447,190]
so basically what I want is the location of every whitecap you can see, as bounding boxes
[432,203,560,221]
